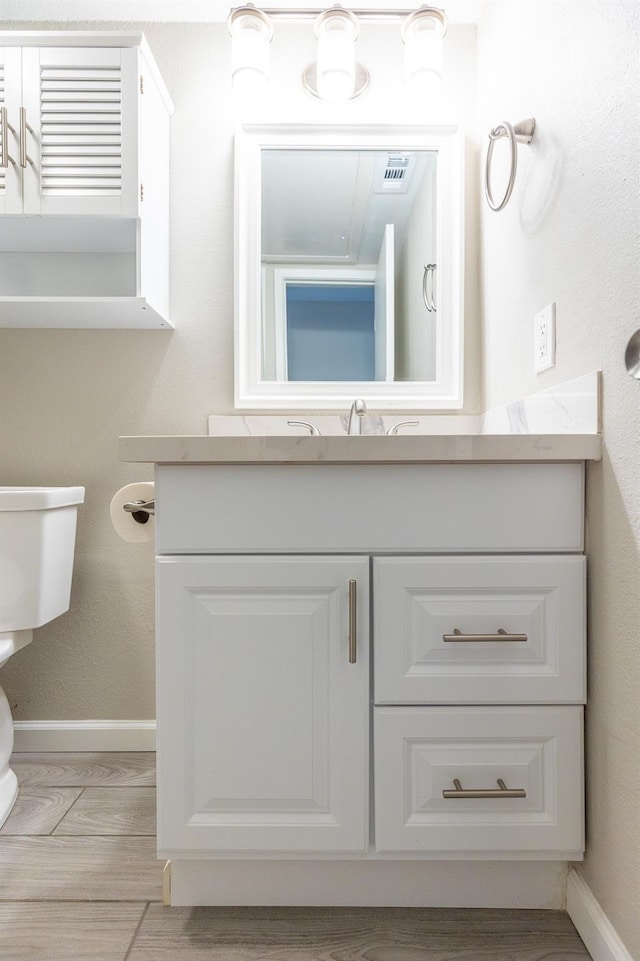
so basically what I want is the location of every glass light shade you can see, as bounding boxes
[315,7,358,103]
[228,6,273,95]
[402,8,445,95]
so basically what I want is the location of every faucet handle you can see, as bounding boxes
[287,420,321,436]
[386,421,419,435]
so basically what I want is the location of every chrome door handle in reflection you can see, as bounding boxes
[422,263,437,312]
[442,628,528,642]
[348,579,357,664]
[443,778,526,799]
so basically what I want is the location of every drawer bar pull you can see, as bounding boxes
[348,579,357,664]
[443,778,527,799]
[443,628,528,643]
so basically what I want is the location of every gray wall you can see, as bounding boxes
[477,2,640,955]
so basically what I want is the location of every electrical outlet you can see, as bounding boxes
[534,303,556,373]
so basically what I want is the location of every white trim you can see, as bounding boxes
[13,720,156,753]
[234,123,464,410]
[566,869,635,961]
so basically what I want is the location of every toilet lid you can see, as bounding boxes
[0,487,85,511]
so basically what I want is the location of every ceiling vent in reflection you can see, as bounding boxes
[374,153,414,193]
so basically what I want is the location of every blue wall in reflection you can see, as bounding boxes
[286,283,375,381]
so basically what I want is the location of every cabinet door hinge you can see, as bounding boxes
[140,183,144,202]
[140,74,144,94]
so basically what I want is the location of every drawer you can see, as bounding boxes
[374,706,584,857]
[374,556,585,704]
[156,463,584,554]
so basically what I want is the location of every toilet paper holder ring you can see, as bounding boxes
[122,499,155,525]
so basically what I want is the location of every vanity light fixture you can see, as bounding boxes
[227,3,274,94]
[401,5,446,93]
[227,4,447,103]
[304,6,368,103]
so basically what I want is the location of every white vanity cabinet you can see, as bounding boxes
[0,33,172,327]
[152,460,587,903]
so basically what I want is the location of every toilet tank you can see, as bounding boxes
[0,487,85,632]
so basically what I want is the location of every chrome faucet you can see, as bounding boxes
[347,399,367,435]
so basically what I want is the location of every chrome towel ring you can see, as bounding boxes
[484,118,536,212]
[422,262,437,312]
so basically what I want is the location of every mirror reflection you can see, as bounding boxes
[260,148,437,384]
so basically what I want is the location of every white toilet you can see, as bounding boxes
[0,486,85,826]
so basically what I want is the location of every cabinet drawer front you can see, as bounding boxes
[374,556,585,704]
[374,706,583,856]
[156,463,584,554]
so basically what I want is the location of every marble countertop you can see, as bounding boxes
[119,433,602,464]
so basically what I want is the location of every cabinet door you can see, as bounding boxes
[156,555,369,855]
[0,47,23,214]
[20,46,139,216]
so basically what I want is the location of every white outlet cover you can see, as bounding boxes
[534,303,556,373]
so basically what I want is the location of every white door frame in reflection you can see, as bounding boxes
[234,123,464,410]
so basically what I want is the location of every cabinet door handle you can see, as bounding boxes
[1,107,8,168]
[348,579,357,664]
[443,778,527,799]
[19,107,27,167]
[442,628,528,642]
[19,107,33,168]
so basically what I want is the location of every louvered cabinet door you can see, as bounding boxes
[20,46,139,216]
[0,47,23,214]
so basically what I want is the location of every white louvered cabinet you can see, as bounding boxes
[0,34,173,328]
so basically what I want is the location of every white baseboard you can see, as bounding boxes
[566,869,634,961]
[12,720,156,752]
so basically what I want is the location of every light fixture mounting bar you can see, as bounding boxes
[229,6,443,21]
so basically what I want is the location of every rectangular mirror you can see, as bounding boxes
[234,123,464,409]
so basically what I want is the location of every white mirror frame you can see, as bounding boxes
[234,122,464,410]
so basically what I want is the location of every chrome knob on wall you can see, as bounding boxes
[625,330,640,378]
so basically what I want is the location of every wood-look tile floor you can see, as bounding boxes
[0,752,593,961]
